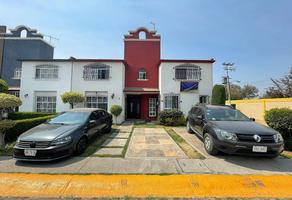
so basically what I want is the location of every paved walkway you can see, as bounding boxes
[94,122,133,156]
[1,173,292,198]
[126,128,187,158]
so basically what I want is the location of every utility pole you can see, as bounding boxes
[223,62,235,105]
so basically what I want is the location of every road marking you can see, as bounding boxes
[0,173,292,198]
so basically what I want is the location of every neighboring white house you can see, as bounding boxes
[19,27,214,123]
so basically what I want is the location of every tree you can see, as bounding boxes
[0,79,8,93]
[110,105,122,124]
[0,93,22,150]
[241,84,259,99]
[229,84,242,100]
[211,84,226,105]
[61,92,84,109]
[264,67,292,98]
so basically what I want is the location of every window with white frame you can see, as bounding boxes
[138,68,147,80]
[13,68,22,79]
[149,98,157,117]
[175,64,201,80]
[35,65,58,79]
[164,94,179,110]
[83,64,110,80]
[35,91,57,113]
[85,91,108,110]
[200,95,209,104]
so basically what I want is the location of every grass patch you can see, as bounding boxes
[281,150,292,159]
[0,141,15,156]
[121,126,134,158]
[165,128,205,159]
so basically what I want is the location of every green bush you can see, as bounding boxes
[0,79,8,93]
[8,112,55,120]
[211,84,226,105]
[158,110,186,126]
[264,108,292,150]
[61,92,84,109]
[110,105,123,124]
[5,115,55,142]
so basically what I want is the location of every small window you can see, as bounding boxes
[175,64,201,80]
[13,68,22,79]
[138,69,147,80]
[20,30,27,38]
[35,92,57,113]
[35,65,58,79]
[200,95,209,104]
[85,91,108,110]
[83,64,110,80]
[164,94,179,110]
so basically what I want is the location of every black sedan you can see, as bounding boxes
[13,108,112,161]
[186,105,284,157]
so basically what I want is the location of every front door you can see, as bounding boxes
[127,95,141,119]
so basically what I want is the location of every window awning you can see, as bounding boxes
[124,87,160,94]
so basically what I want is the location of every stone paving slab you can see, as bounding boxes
[94,148,124,156]
[102,138,127,147]
[126,128,187,158]
[109,132,130,138]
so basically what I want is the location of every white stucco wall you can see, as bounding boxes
[20,61,125,123]
[20,61,72,112]
[159,62,213,116]
[71,62,125,123]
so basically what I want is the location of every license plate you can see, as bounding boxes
[252,146,267,153]
[24,149,37,156]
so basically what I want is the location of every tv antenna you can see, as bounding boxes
[150,21,156,31]
[43,34,59,44]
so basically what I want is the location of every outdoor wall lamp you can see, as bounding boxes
[24,94,29,98]
[111,93,115,99]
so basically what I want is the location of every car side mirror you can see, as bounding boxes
[88,120,97,126]
[250,117,255,121]
[197,115,203,120]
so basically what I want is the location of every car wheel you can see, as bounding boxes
[186,121,193,133]
[103,122,112,134]
[75,137,88,155]
[204,133,219,155]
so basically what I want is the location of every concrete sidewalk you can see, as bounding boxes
[1,154,292,174]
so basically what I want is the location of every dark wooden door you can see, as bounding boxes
[127,95,141,119]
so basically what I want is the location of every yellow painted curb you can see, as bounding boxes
[1,173,292,198]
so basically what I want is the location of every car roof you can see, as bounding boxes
[196,104,233,109]
[67,108,105,112]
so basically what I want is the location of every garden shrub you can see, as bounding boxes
[211,84,226,105]
[8,112,55,120]
[5,115,55,142]
[158,110,186,126]
[264,108,292,150]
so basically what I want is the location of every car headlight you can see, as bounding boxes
[214,128,238,142]
[273,133,283,143]
[51,136,72,146]
[16,137,20,145]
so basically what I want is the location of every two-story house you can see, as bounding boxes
[19,27,214,123]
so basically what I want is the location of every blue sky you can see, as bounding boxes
[1,0,292,94]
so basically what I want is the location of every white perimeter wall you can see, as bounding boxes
[20,61,125,123]
[159,62,213,116]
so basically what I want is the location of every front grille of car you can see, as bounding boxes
[18,141,51,148]
[236,134,275,143]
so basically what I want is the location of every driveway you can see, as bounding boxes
[173,127,292,174]
[126,128,187,158]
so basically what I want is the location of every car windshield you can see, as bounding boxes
[206,108,250,121]
[48,112,90,125]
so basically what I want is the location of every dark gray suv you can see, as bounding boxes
[186,105,284,157]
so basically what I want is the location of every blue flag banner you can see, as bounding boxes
[180,81,198,92]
